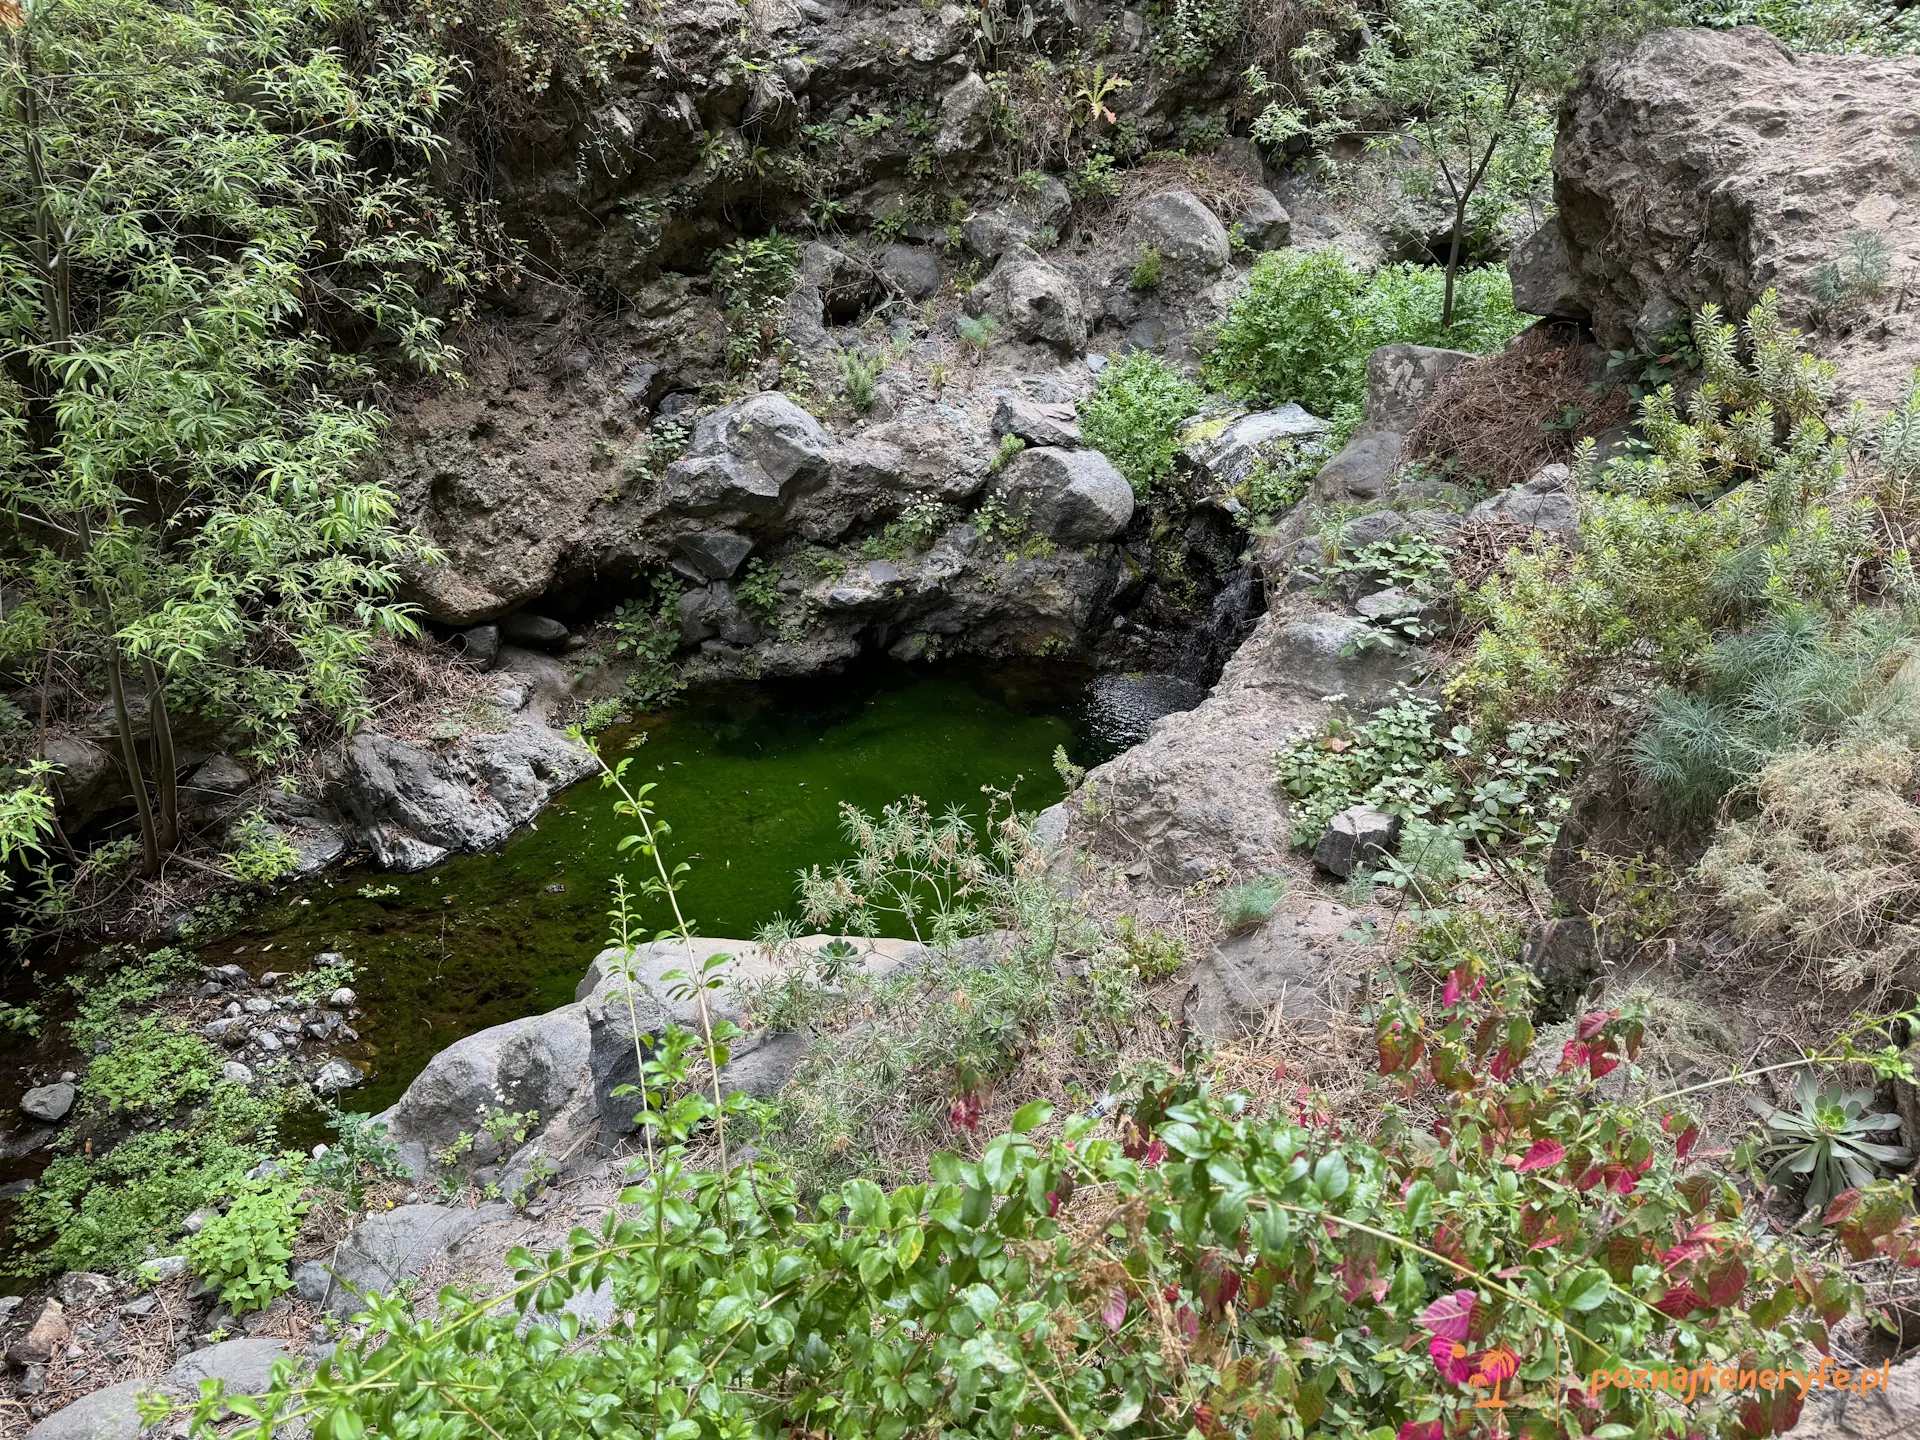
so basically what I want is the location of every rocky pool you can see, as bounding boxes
[199,660,1109,1113]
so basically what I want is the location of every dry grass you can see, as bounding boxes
[1404,328,1631,492]
[357,636,499,748]
[1117,154,1262,223]
[1697,737,1920,1000]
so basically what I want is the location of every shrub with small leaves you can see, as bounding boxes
[1076,350,1204,498]
[184,1167,310,1313]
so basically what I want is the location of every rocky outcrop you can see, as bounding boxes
[1315,345,1475,501]
[26,1339,292,1440]
[376,936,932,1181]
[1127,190,1231,275]
[295,1204,512,1318]
[990,447,1134,544]
[1190,898,1365,1040]
[965,250,1088,353]
[1550,25,1920,409]
[1065,600,1422,881]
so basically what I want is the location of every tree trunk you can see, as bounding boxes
[1443,197,1466,329]
[106,649,159,877]
[142,656,178,852]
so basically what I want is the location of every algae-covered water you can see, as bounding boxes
[206,662,1090,1112]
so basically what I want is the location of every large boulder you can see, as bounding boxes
[962,177,1072,262]
[1554,25,1920,409]
[296,1203,513,1317]
[1067,603,1418,879]
[934,71,993,156]
[662,392,834,518]
[1127,190,1231,275]
[1183,405,1328,492]
[1468,462,1578,538]
[376,937,933,1173]
[991,447,1135,545]
[327,718,593,872]
[965,251,1087,353]
[1191,899,1365,1040]
[1508,218,1588,322]
[1314,345,1476,501]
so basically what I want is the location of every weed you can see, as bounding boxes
[955,312,1000,359]
[83,1018,222,1116]
[1129,244,1163,291]
[1110,916,1186,978]
[222,809,300,885]
[1214,873,1289,933]
[184,1167,310,1312]
[834,345,886,412]
[1075,351,1204,498]
[987,433,1026,474]
[711,234,802,369]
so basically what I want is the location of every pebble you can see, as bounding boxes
[142,1256,189,1281]
[121,1296,158,1318]
[223,1002,242,1018]
[221,1061,254,1085]
[242,998,273,1015]
[329,987,355,1008]
[182,1208,220,1234]
[255,1032,283,1054]
[259,972,281,987]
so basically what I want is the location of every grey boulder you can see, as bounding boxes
[965,252,1087,353]
[1128,190,1231,274]
[1314,344,1476,501]
[934,71,993,156]
[674,530,755,580]
[1186,405,1327,491]
[1469,462,1578,538]
[499,612,568,650]
[1192,899,1363,1040]
[992,391,1082,449]
[1236,188,1292,251]
[28,1339,293,1439]
[27,1382,146,1440]
[1507,219,1588,322]
[991,447,1134,545]
[1313,805,1401,879]
[662,393,833,518]
[457,624,501,670]
[299,1204,512,1317]
[20,1084,74,1124]
[878,244,943,300]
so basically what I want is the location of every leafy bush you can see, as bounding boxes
[834,344,886,412]
[1277,697,1575,858]
[184,1168,310,1312]
[710,233,802,368]
[1451,295,1871,721]
[1214,873,1288,932]
[204,963,1916,1440]
[83,1018,222,1116]
[13,1081,286,1276]
[1205,248,1525,418]
[1129,244,1163,290]
[1075,351,1205,498]
[221,810,300,884]
[611,575,688,711]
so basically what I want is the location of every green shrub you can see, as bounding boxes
[83,1018,222,1116]
[1075,351,1204,498]
[611,575,688,711]
[1129,244,1163,291]
[1205,247,1525,418]
[221,809,299,885]
[1276,697,1574,860]
[1214,873,1288,932]
[710,233,802,369]
[183,1167,310,1312]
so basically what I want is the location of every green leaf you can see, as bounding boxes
[1560,1269,1611,1312]
[1402,1178,1435,1230]
[1011,1099,1053,1134]
[1313,1152,1350,1201]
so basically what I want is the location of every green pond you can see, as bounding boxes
[204,661,1091,1113]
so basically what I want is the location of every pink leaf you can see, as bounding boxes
[1419,1289,1476,1343]
[1442,968,1464,1008]
[1102,1285,1126,1333]
[1517,1139,1565,1173]
[1399,1423,1444,1440]
[1576,1010,1612,1041]
[1428,1334,1475,1385]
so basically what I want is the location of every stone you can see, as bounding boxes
[20,1083,74,1124]
[25,1380,144,1440]
[962,177,1071,262]
[1068,605,1418,878]
[934,70,992,156]
[1313,805,1401,879]
[243,997,273,1015]
[0,1178,33,1201]
[1191,899,1363,1040]
[1314,428,1404,502]
[673,530,754,580]
[330,986,356,1008]
[255,1031,283,1054]
[1236,188,1292,251]
[1354,587,1431,624]
[1786,1354,1919,1440]
[457,624,502,670]
[9,1299,68,1365]
[1184,405,1327,491]
[189,755,251,798]
[1556,26,1920,411]
[220,1061,254,1085]
[662,392,833,519]
[301,1203,513,1315]
[965,252,1087,353]
[1507,218,1588,322]
[1520,917,1603,1019]
[165,1337,290,1395]
[313,1060,364,1095]
[877,243,942,300]
[37,733,118,831]
[327,720,592,872]
[991,447,1134,545]
[1128,190,1231,274]
[1314,345,1476,501]
[991,391,1081,449]
[499,612,568,650]
[1468,462,1578,538]
[141,1256,188,1281]
[210,964,245,985]
[183,1208,220,1234]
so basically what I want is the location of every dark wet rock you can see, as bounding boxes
[499,612,568,650]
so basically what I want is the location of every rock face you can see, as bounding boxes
[327,715,595,871]
[26,1339,291,1440]
[377,937,932,1178]
[991,447,1135,545]
[1468,462,1577,538]
[296,1205,512,1317]
[1127,190,1231,274]
[1191,899,1365,1040]
[966,251,1088,353]
[1553,25,1920,409]
[1066,602,1420,880]
[1315,345,1475,501]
